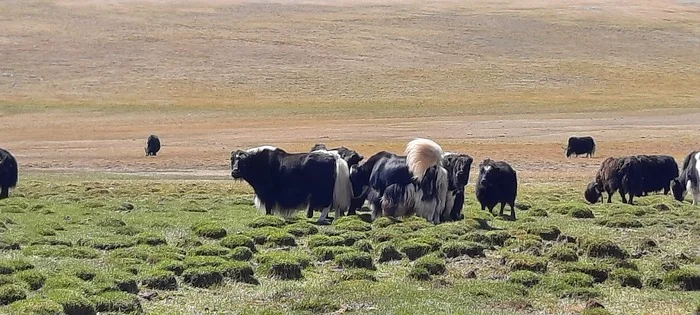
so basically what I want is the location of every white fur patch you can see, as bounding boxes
[312,149,354,217]
[691,152,700,205]
[247,146,277,154]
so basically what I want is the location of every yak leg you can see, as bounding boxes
[618,189,628,204]
[0,187,8,199]
[265,204,273,216]
[306,207,314,219]
[499,202,505,216]
[509,201,516,220]
[317,207,331,225]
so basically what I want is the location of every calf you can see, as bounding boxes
[442,153,473,221]
[475,159,518,220]
[145,135,161,156]
[671,151,700,204]
[0,148,18,199]
[230,146,353,224]
[585,156,642,204]
[566,136,596,158]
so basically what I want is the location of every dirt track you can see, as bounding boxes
[3,108,699,183]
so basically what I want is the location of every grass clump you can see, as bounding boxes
[582,238,629,260]
[9,297,63,314]
[398,241,432,260]
[220,235,257,252]
[611,268,643,288]
[408,267,431,281]
[549,244,579,262]
[46,289,96,315]
[266,232,297,247]
[0,258,34,275]
[561,261,611,283]
[307,234,345,249]
[229,247,254,261]
[524,224,561,241]
[43,276,92,294]
[485,230,512,246]
[90,291,142,313]
[571,207,595,218]
[182,267,224,288]
[312,246,354,261]
[0,285,27,305]
[183,256,227,269]
[190,244,230,257]
[508,270,541,287]
[14,269,46,290]
[580,309,614,315]
[664,267,700,291]
[141,269,178,290]
[395,216,433,231]
[441,241,485,258]
[290,297,340,314]
[336,269,378,282]
[333,216,371,232]
[339,231,367,246]
[506,254,548,273]
[595,215,643,228]
[256,251,312,269]
[353,239,373,253]
[285,222,319,237]
[135,232,167,246]
[561,272,595,288]
[155,259,185,276]
[408,235,443,251]
[217,262,257,284]
[260,259,303,280]
[64,265,98,281]
[529,208,548,217]
[372,217,398,228]
[247,216,285,228]
[377,244,404,263]
[77,236,137,250]
[414,255,446,275]
[192,223,227,239]
[369,229,403,243]
[335,251,376,270]
[96,218,125,227]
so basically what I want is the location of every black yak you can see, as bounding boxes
[475,159,518,220]
[0,148,18,199]
[145,135,161,156]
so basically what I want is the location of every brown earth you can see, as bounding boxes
[1,0,699,184]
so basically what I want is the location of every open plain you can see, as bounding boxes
[0,0,699,314]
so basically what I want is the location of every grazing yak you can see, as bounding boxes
[145,135,161,156]
[442,153,474,221]
[349,138,448,224]
[671,151,700,204]
[634,155,678,196]
[475,159,518,220]
[230,146,353,224]
[0,148,18,199]
[565,136,596,158]
[310,144,364,167]
[585,156,642,204]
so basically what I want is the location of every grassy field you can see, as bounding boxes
[1,0,700,314]
[0,175,698,314]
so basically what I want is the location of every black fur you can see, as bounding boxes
[634,155,678,196]
[145,135,161,156]
[442,153,473,221]
[0,148,18,199]
[231,147,338,220]
[566,136,596,158]
[475,159,517,219]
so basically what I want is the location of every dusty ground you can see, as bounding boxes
[0,0,699,184]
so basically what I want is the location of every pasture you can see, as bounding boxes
[1,0,700,314]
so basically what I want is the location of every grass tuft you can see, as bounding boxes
[334,251,376,270]
[441,241,485,258]
[182,267,224,288]
[141,269,178,290]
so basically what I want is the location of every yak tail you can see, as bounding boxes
[405,138,444,182]
[329,152,353,216]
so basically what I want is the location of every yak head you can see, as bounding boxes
[584,181,601,204]
[230,146,277,180]
[477,159,498,187]
[230,150,250,179]
[670,178,686,202]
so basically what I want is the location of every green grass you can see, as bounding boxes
[0,177,698,314]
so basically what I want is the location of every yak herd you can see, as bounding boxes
[0,135,698,225]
